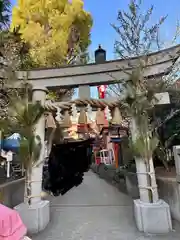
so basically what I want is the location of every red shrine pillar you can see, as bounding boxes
[113,143,119,169]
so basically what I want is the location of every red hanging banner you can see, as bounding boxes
[97,85,107,99]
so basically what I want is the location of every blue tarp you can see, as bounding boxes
[2,133,21,153]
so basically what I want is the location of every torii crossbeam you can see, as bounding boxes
[12,44,180,89]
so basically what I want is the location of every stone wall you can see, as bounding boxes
[157,176,180,222]
[0,178,25,208]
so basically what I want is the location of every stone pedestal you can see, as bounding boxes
[134,199,172,233]
[173,145,180,182]
[14,200,50,234]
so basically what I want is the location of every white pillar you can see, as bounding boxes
[173,146,180,182]
[31,87,48,204]
[173,145,180,205]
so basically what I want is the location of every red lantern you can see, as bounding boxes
[98,85,107,99]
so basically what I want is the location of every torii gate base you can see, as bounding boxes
[134,199,172,233]
[14,200,50,234]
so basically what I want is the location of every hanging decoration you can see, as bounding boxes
[45,112,56,129]
[97,85,107,99]
[55,107,63,123]
[104,106,112,122]
[86,104,93,123]
[71,103,78,124]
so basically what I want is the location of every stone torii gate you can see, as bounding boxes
[14,44,180,234]
[16,44,180,95]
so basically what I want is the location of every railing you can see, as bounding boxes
[99,149,115,165]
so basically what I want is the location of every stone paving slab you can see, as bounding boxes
[33,171,180,240]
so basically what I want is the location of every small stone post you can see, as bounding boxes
[173,145,180,183]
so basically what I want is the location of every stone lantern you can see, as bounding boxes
[95,45,106,64]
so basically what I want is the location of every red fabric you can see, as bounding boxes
[0,204,27,240]
[95,157,101,165]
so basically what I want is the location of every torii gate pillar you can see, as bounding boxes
[78,85,91,98]
[14,87,50,234]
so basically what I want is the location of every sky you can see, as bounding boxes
[84,0,180,60]
[10,0,180,97]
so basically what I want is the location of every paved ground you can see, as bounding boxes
[33,171,180,240]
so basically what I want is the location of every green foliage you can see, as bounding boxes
[46,91,57,101]
[130,133,159,161]
[121,65,158,116]
[157,109,180,148]
[0,75,45,169]
[11,101,45,133]
[121,65,159,162]
[9,100,45,169]
[18,135,42,169]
